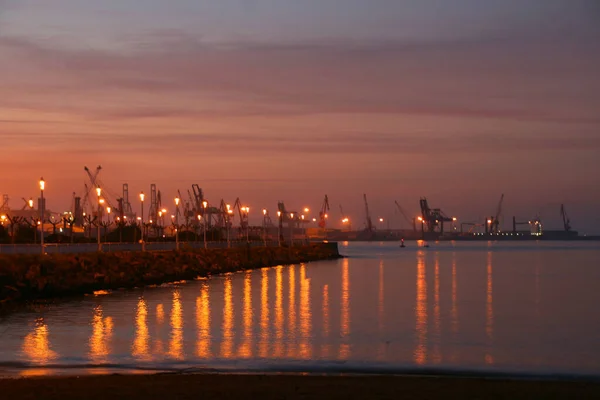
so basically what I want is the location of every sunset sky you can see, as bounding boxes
[1,0,599,232]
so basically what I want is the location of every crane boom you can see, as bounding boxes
[394,200,413,228]
[364,194,373,232]
[318,195,330,229]
[560,204,571,232]
[490,193,504,233]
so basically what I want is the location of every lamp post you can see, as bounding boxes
[175,197,180,251]
[39,178,45,254]
[244,206,250,243]
[95,187,102,252]
[106,206,111,242]
[277,211,282,246]
[301,214,306,242]
[196,214,202,246]
[202,201,208,249]
[262,209,267,246]
[227,209,233,248]
[289,212,294,247]
[27,198,35,244]
[140,192,145,251]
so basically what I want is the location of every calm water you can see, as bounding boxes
[1,241,600,377]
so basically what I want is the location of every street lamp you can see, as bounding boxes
[95,187,102,252]
[244,206,250,243]
[39,178,45,254]
[289,213,294,246]
[262,209,267,246]
[197,214,202,246]
[227,209,233,248]
[277,211,282,246]
[175,197,180,251]
[139,192,145,250]
[202,201,208,249]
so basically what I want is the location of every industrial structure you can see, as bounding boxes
[0,167,595,246]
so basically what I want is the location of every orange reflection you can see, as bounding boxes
[22,318,57,366]
[238,271,253,358]
[221,277,234,358]
[299,264,312,359]
[168,290,184,360]
[132,297,151,361]
[259,268,270,358]
[414,252,427,365]
[89,305,113,363]
[274,266,284,357]
[156,304,165,325]
[451,255,458,334]
[339,257,350,359]
[378,260,384,332]
[321,284,330,358]
[196,285,211,358]
[323,284,330,337]
[535,263,541,319]
[485,252,494,365]
[377,260,385,361]
[432,256,441,364]
[287,265,296,357]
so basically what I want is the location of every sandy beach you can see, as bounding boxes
[2,373,600,400]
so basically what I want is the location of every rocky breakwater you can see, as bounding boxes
[0,242,341,307]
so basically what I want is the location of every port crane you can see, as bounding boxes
[488,194,504,233]
[338,204,352,230]
[148,184,162,224]
[81,165,101,215]
[394,200,415,231]
[318,195,330,229]
[233,198,249,230]
[82,165,122,218]
[20,197,33,211]
[0,195,9,212]
[419,197,453,233]
[560,204,571,232]
[363,194,373,232]
[512,217,531,233]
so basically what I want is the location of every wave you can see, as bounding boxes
[2,359,600,382]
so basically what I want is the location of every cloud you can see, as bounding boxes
[3,130,599,157]
[1,30,599,166]
[1,32,599,124]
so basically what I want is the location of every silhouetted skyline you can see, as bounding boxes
[1,1,599,232]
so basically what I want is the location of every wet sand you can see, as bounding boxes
[2,373,600,400]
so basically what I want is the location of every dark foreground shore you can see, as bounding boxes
[2,373,600,400]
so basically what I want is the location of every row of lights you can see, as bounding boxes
[30,179,451,231]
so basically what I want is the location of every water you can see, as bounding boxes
[1,241,600,377]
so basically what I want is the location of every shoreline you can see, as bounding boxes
[2,372,600,399]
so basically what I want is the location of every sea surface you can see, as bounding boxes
[1,241,600,378]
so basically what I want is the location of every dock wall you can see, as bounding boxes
[0,243,341,307]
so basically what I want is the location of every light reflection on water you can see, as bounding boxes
[196,285,210,359]
[414,251,427,365]
[3,241,600,376]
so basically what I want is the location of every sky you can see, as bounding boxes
[1,0,599,232]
